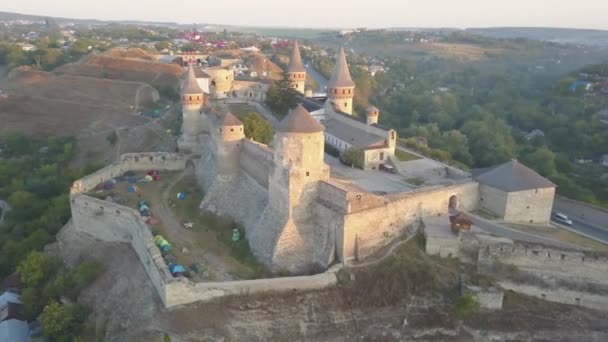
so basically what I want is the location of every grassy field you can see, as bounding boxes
[395,149,420,162]
[170,174,267,279]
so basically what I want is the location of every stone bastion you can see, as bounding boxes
[69,152,339,308]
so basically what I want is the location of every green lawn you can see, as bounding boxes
[395,149,420,162]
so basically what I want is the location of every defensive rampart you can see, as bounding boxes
[317,180,480,262]
[70,152,186,195]
[240,139,273,188]
[70,152,340,307]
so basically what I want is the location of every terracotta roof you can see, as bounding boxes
[475,159,556,192]
[278,104,325,133]
[328,47,355,88]
[220,112,243,126]
[287,41,306,73]
[182,65,203,94]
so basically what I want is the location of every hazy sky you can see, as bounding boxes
[3,0,608,30]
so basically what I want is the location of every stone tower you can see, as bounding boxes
[265,104,330,272]
[179,65,207,152]
[327,47,355,115]
[215,112,244,175]
[287,41,306,94]
[366,105,379,125]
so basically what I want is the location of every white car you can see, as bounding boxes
[553,212,573,225]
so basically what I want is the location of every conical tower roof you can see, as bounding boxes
[220,112,243,126]
[328,47,355,88]
[278,104,325,133]
[288,41,306,73]
[182,64,203,95]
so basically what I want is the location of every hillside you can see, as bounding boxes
[55,48,183,87]
[467,27,608,46]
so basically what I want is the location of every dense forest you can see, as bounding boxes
[309,34,608,206]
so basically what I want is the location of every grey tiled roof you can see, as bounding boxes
[324,119,386,149]
[299,98,324,112]
[278,104,325,133]
[328,47,355,88]
[475,159,556,192]
[220,112,243,126]
[288,41,306,73]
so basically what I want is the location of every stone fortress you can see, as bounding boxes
[67,42,592,308]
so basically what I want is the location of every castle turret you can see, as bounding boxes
[327,47,355,115]
[287,41,306,94]
[265,104,330,272]
[366,105,379,125]
[179,65,207,152]
[215,112,244,174]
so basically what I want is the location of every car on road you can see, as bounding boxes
[379,163,397,174]
[553,212,573,225]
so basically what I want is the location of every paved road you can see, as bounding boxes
[304,62,328,92]
[0,200,10,225]
[551,217,608,244]
[469,214,584,250]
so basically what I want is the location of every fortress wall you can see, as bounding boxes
[71,195,173,305]
[240,139,273,188]
[339,182,479,262]
[499,280,608,312]
[478,242,608,284]
[70,152,186,196]
[164,266,339,307]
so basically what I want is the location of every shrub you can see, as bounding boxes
[453,294,480,317]
[340,147,364,169]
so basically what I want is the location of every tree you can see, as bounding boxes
[242,113,274,144]
[265,72,299,118]
[340,147,365,169]
[154,40,172,51]
[17,251,61,288]
[41,301,88,342]
[519,147,557,177]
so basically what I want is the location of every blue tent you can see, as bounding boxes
[128,185,136,193]
[127,177,138,184]
[177,192,187,200]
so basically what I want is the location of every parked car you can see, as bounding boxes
[379,163,396,174]
[553,212,573,225]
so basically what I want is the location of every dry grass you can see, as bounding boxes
[416,42,505,61]
[507,223,608,252]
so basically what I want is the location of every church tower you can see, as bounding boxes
[179,65,207,152]
[327,47,355,115]
[287,41,306,94]
[266,104,330,272]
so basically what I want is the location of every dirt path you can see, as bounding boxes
[155,168,238,281]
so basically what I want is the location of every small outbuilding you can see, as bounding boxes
[475,160,556,224]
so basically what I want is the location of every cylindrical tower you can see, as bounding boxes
[287,41,306,94]
[327,47,355,115]
[366,105,379,125]
[179,65,206,151]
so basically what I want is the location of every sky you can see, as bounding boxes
[3,0,608,30]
